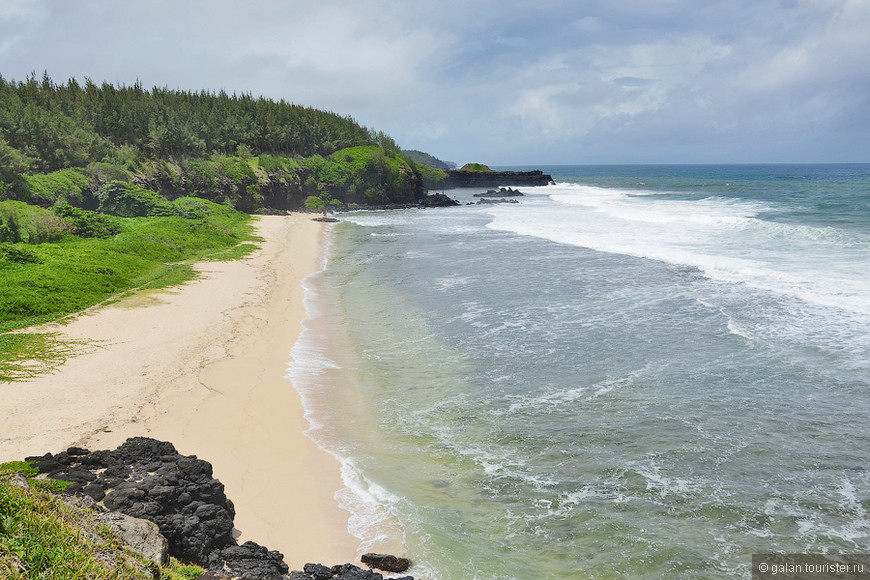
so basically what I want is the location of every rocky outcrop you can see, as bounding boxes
[473,187,524,197]
[436,169,553,189]
[26,438,286,579]
[25,438,416,580]
[418,192,460,207]
[97,511,169,567]
[476,198,519,204]
[361,553,411,573]
[290,562,413,580]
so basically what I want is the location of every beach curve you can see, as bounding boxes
[0,213,359,568]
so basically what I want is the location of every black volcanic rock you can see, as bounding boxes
[473,187,525,197]
[361,553,411,572]
[26,437,285,578]
[419,192,460,207]
[290,562,414,580]
[437,169,553,189]
[25,437,418,579]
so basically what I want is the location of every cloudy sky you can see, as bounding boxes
[1,0,869,165]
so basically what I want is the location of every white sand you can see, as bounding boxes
[0,214,360,568]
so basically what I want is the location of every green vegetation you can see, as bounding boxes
[459,162,492,172]
[414,164,448,187]
[0,465,204,579]
[0,72,373,172]
[22,168,90,206]
[401,149,455,169]
[0,73,438,381]
[298,145,423,204]
[0,333,85,382]
[0,198,254,334]
[305,192,342,216]
[0,73,440,212]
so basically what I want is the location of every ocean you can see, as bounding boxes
[288,164,870,579]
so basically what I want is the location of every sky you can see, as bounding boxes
[1,0,869,165]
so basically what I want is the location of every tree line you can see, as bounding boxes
[0,71,401,176]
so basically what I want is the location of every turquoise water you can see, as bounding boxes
[289,165,870,579]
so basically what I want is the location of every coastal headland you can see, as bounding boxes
[435,169,554,189]
[0,214,368,569]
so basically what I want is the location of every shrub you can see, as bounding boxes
[172,197,213,219]
[87,161,132,186]
[52,204,122,238]
[0,201,69,243]
[0,243,40,264]
[255,154,300,173]
[218,155,256,186]
[98,181,177,217]
[23,168,91,206]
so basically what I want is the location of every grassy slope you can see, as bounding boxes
[0,464,204,579]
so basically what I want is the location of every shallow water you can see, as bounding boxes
[289,165,870,579]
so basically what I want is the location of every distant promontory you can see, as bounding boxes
[434,168,554,189]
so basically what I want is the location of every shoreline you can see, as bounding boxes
[0,213,360,568]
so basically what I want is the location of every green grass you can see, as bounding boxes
[0,467,204,579]
[416,164,448,186]
[0,333,86,382]
[459,162,493,172]
[0,199,256,334]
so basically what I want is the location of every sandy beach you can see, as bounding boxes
[0,214,360,568]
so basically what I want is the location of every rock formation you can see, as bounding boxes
[24,437,415,580]
[437,169,553,189]
[27,438,286,579]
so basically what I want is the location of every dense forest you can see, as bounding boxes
[0,72,448,213]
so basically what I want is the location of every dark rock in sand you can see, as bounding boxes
[26,437,284,579]
[290,561,414,580]
[210,540,289,580]
[361,553,411,573]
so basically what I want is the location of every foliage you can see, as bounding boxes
[292,146,423,204]
[22,168,90,206]
[162,560,206,580]
[401,149,455,169]
[305,192,341,215]
[0,137,33,197]
[0,469,143,578]
[0,467,204,579]
[171,197,213,219]
[217,155,256,187]
[459,162,492,172]
[87,161,133,186]
[0,199,254,333]
[0,201,69,244]
[98,181,177,217]
[254,154,300,173]
[0,244,39,264]
[416,164,448,187]
[52,204,121,238]
[0,463,38,477]
[0,333,85,382]
[0,72,379,172]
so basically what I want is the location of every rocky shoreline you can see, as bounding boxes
[24,437,414,580]
[436,169,554,189]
